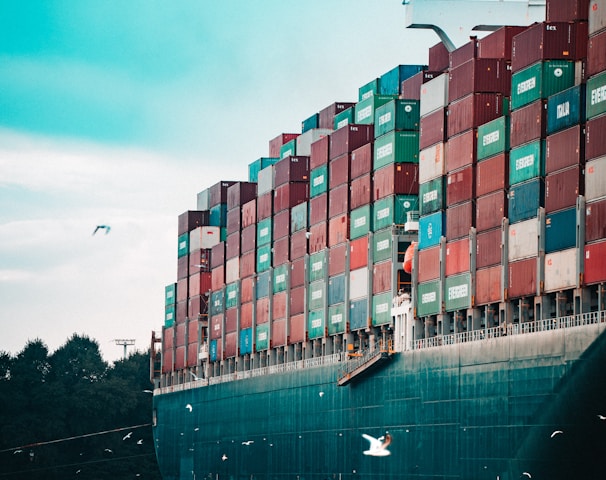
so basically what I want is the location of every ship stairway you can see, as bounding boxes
[337,340,395,387]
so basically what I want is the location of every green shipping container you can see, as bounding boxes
[586,70,606,120]
[178,233,189,258]
[220,227,228,242]
[417,280,441,317]
[355,94,395,125]
[511,60,575,110]
[350,205,372,240]
[273,264,289,294]
[257,218,272,246]
[509,140,545,185]
[372,228,393,263]
[358,78,380,101]
[225,282,239,309]
[210,204,227,227]
[249,157,278,183]
[310,166,328,198]
[210,290,224,316]
[328,304,346,335]
[477,116,510,161]
[372,292,393,326]
[374,99,421,137]
[255,323,269,351]
[308,250,327,283]
[444,273,472,312]
[419,177,445,215]
[334,108,354,130]
[280,139,296,159]
[291,202,308,233]
[164,305,175,327]
[307,309,325,340]
[256,244,271,272]
[374,131,420,169]
[373,195,419,231]
[165,283,177,306]
[308,280,326,311]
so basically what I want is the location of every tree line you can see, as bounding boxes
[0,334,162,479]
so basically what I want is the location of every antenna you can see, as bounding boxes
[114,339,136,359]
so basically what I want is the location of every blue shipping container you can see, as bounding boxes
[328,274,346,306]
[349,298,368,330]
[240,328,253,355]
[210,203,228,227]
[418,211,445,250]
[256,271,271,299]
[302,113,319,133]
[380,64,426,95]
[508,178,545,224]
[546,84,586,135]
[545,207,577,253]
[209,339,218,362]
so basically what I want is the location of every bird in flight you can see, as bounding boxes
[550,430,563,438]
[104,448,113,453]
[137,439,143,445]
[362,433,392,456]
[242,440,254,445]
[598,414,606,420]
[186,404,193,412]
[92,225,111,235]
[222,454,228,461]
[123,432,133,441]
[522,472,532,478]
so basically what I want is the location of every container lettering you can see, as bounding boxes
[448,283,468,300]
[591,85,606,105]
[423,189,438,204]
[378,112,392,126]
[260,227,269,238]
[311,318,322,328]
[275,274,286,285]
[482,130,500,146]
[331,313,343,324]
[377,207,390,220]
[376,302,389,314]
[259,253,268,263]
[357,106,372,121]
[422,291,436,304]
[376,239,390,251]
[228,291,236,300]
[376,143,393,160]
[311,290,323,301]
[312,261,323,272]
[354,216,367,228]
[556,101,570,118]
[515,154,535,170]
[517,77,536,95]
[258,331,267,341]
[313,175,325,187]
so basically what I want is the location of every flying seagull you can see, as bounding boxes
[550,430,563,438]
[104,448,113,453]
[123,432,133,441]
[13,450,22,455]
[598,414,606,420]
[92,225,111,235]
[522,472,532,478]
[186,403,193,412]
[137,439,143,445]
[222,454,228,461]
[362,433,392,456]
[242,440,254,445]
[190,371,201,381]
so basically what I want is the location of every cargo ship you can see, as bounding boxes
[150,1,606,478]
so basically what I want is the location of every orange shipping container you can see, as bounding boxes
[272,318,287,347]
[372,261,392,294]
[240,301,253,329]
[349,236,369,270]
[256,297,270,324]
[272,291,288,319]
[418,245,440,283]
[289,314,306,344]
[225,308,237,333]
[328,214,349,247]
[445,237,471,276]
[475,265,502,305]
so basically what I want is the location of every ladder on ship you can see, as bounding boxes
[337,339,395,386]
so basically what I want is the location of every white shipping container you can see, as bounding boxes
[350,267,369,300]
[189,226,221,252]
[420,74,449,117]
[257,165,274,195]
[544,248,578,292]
[197,188,209,211]
[225,257,240,284]
[296,128,332,156]
[585,155,606,202]
[589,0,606,35]
[419,142,446,183]
[508,218,539,262]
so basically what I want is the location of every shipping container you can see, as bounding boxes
[349,267,368,300]
[240,226,256,255]
[328,183,349,218]
[308,250,327,283]
[419,177,445,215]
[546,207,577,253]
[178,210,210,236]
[372,292,392,325]
[584,239,606,284]
[290,229,308,260]
[588,28,606,77]
[290,202,308,233]
[586,113,606,161]
[186,342,198,368]
[373,163,419,200]
[280,138,297,159]
[585,155,606,201]
[309,221,327,253]
[476,153,508,196]
[417,280,442,317]
[419,108,447,150]
[209,203,227,228]
[589,0,606,35]
[546,84,585,135]
[546,124,584,173]
[373,194,419,230]
[272,264,289,294]
[269,133,298,158]
[249,157,278,183]
[380,64,426,95]
[224,282,239,310]
[475,265,502,305]
[256,271,270,299]
[374,99,420,137]
[225,308,237,333]
[429,41,449,72]
[240,328,253,355]
[446,165,475,205]
[196,189,209,211]
[328,214,349,246]
[507,257,538,299]
[359,78,380,101]
[444,273,472,312]
[350,174,372,209]
[511,60,576,110]
[508,217,540,261]
[242,199,257,228]
[210,314,222,340]
[318,102,355,130]
[209,181,237,208]
[256,323,269,351]
[189,272,212,297]
[272,318,287,347]
[372,228,393,263]
[327,304,346,335]
[273,182,309,213]
[225,231,240,259]
[177,233,189,258]
[256,244,271,272]
[309,193,328,225]
[176,277,188,303]
[328,274,346,305]
[257,191,273,220]
[418,245,441,283]
[256,218,272,247]
[328,243,347,277]
[400,70,441,100]
[449,38,477,69]
[301,113,319,133]
[420,74,449,116]
[477,25,527,60]
[373,131,420,169]
[177,255,188,280]
[349,297,369,331]
[476,190,508,232]
[164,305,175,327]
[272,209,290,241]
[307,309,325,340]
[510,99,547,148]
[211,266,225,292]
[355,95,395,125]
[227,182,257,211]
[419,142,446,183]
[241,277,254,304]
[274,156,310,186]
[547,0,589,22]
[446,201,474,241]
[272,291,287,320]
[350,236,369,270]
[165,283,177,306]
[418,211,445,249]
[208,339,218,362]
[445,237,471,276]
[445,129,476,172]
[310,134,330,170]
[586,70,606,120]
[226,208,241,235]
[477,116,509,161]
[225,257,239,285]
[289,313,306,344]
[476,227,503,269]
[257,166,274,196]
[290,285,305,315]
[448,58,511,103]
[586,198,606,242]
[544,248,578,292]
[545,165,582,213]
[509,140,545,186]
[350,205,371,240]
[330,124,374,160]
[350,143,373,179]
[256,297,269,324]
[447,92,506,138]
[273,236,289,265]
[329,153,351,188]
[291,257,306,287]
[334,108,354,130]
[310,165,328,198]
[174,345,186,369]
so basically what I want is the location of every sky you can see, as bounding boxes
[0,1,457,364]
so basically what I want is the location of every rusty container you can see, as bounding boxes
[476,190,508,232]
[350,173,372,209]
[475,265,503,305]
[476,153,508,197]
[446,201,475,240]
[510,99,547,149]
[328,214,349,247]
[446,165,475,206]
[449,39,477,70]
[329,243,348,276]
[309,221,328,253]
[310,134,330,170]
[507,257,538,298]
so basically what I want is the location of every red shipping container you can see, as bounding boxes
[178,210,210,236]
[429,41,449,72]
[351,143,373,179]
[242,199,256,228]
[177,255,189,280]
[351,174,372,209]
[400,70,441,100]
[329,183,350,218]
[209,181,237,208]
[210,315,222,340]
[588,28,606,77]
[190,249,212,273]
[373,163,420,200]
[372,261,392,294]
[256,297,269,324]
[227,182,257,210]
[272,291,288,320]
[545,165,583,213]
[330,124,374,160]
[289,314,306,344]
[476,227,502,269]
[547,0,590,22]
[446,129,477,172]
[273,237,290,266]
[241,225,256,254]
[188,294,209,318]
[584,239,606,285]
[161,346,173,373]
[446,201,474,240]
[477,153,508,196]
[241,301,253,329]
[211,242,225,268]
[225,231,240,259]
[310,135,330,170]
[176,300,187,324]
[274,156,310,186]
[329,243,347,276]
[188,319,200,343]
[448,93,505,138]
[476,190,507,232]
[511,21,588,72]
[290,286,305,315]
[309,193,328,225]
[350,236,369,270]
[176,322,186,346]
[186,342,198,367]
[225,308,237,332]
[586,198,606,242]
[420,108,447,150]
[291,258,305,287]
[211,265,225,290]
[225,258,239,285]
[449,38,477,70]
[241,276,254,304]
[477,26,527,60]
[418,245,440,282]
[177,277,188,302]
[319,102,355,130]
[585,113,606,161]
[269,133,298,158]
[507,257,538,298]
[189,272,212,297]
[226,208,241,235]
[448,58,511,103]
[329,153,351,188]
[445,237,471,276]
[273,209,290,240]
[328,214,349,247]
[546,124,584,173]
[446,165,475,206]
[224,332,237,358]
[475,265,502,305]
[274,182,309,213]
[174,346,186,370]
[309,222,328,253]
[257,191,273,220]
[510,100,546,148]
[163,326,175,349]
[272,319,287,347]
[291,229,308,260]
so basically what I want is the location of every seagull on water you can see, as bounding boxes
[123,432,133,441]
[186,403,193,412]
[550,430,563,438]
[92,225,111,235]
[362,432,392,456]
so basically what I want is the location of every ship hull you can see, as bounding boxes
[153,323,606,479]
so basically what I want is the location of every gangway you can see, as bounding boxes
[337,340,395,386]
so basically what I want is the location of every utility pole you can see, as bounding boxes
[114,339,136,359]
